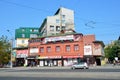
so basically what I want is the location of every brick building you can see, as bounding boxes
[28,34,104,67]
[28,33,84,66]
[83,34,104,66]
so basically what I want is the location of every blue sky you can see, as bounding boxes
[0,0,120,44]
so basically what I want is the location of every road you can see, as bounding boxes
[0,66,120,80]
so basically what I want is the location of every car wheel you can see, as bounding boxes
[72,67,75,69]
[86,67,89,69]
[83,66,86,69]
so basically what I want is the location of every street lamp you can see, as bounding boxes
[7,30,13,68]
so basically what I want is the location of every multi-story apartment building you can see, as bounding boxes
[39,7,75,36]
[15,27,39,47]
[15,27,39,66]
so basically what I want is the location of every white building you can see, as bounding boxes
[39,7,75,36]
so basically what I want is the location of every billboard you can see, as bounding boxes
[84,45,92,55]
[93,44,102,55]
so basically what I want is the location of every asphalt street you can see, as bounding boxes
[0,66,120,80]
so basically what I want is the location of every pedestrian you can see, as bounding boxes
[113,60,116,66]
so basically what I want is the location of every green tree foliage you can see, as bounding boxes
[0,36,11,67]
[104,40,120,62]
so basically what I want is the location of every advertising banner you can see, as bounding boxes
[84,45,92,55]
[16,50,28,58]
[30,48,38,54]
[44,35,74,43]
[93,44,101,55]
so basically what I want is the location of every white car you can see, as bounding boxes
[71,62,89,69]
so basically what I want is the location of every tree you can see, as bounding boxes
[0,35,11,67]
[104,40,120,63]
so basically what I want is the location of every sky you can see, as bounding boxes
[0,0,120,45]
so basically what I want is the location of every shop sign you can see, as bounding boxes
[38,56,61,59]
[16,54,28,58]
[38,56,48,59]
[16,50,28,58]
[47,56,61,59]
[63,55,82,58]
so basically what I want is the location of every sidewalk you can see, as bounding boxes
[89,64,120,69]
[1,64,120,70]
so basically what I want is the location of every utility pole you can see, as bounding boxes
[7,30,13,68]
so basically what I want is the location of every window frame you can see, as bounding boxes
[50,25,54,31]
[47,46,51,53]
[56,46,60,52]
[66,45,70,52]
[74,44,79,51]
[56,26,60,31]
[40,47,44,53]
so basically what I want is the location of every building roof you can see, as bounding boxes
[54,7,73,15]
[93,41,105,47]
[19,27,39,29]
[39,18,47,32]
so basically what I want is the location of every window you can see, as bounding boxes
[66,45,70,52]
[47,46,51,52]
[21,40,24,43]
[61,26,65,30]
[50,26,54,31]
[34,29,38,32]
[30,29,34,32]
[62,15,65,19]
[30,34,38,38]
[62,20,65,23]
[74,44,79,51]
[22,29,25,32]
[40,47,44,53]
[56,26,60,31]
[56,19,60,23]
[22,34,25,38]
[56,46,60,52]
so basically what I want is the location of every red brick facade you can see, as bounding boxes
[28,33,84,66]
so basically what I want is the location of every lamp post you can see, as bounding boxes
[7,30,13,68]
[78,54,80,63]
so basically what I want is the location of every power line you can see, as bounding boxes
[0,0,53,13]
[1,0,120,31]
[1,0,120,28]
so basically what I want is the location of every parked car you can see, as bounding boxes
[71,62,89,69]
